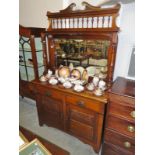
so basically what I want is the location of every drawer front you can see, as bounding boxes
[66,95,105,114]
[109,102,135,122]
[106,115,135,138]
[36,85,64,101]
[109,93,135,107]
[104,129,135,153]
[103,142,134,155]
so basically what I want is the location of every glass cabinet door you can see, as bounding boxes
[19,35,44,81]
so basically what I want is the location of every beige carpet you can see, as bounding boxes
[19,97,101,155]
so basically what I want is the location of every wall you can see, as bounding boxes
[19,0,63,28]
[114,2,135,79]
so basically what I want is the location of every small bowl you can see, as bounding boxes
[74,84,84,92]
[58,77,66,84]
[86,83,95,91]
[40,75,48,82]
[63,81,72,89]
[94,88,103,96]
[49,78,58,85]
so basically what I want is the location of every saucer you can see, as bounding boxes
[40,75,48,82]
[63,81,72,89]
[94,92,103,96]
[49,78,58,85]
[94,88,103,96]
[74,85,84,92]
[86,83,95,91]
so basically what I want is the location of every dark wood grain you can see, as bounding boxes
[104,128,135,152]
[102,77,135,155]
[32,79,106,153]
[109,76,135,98]
[103,142,134,155]
[42,2,121,86]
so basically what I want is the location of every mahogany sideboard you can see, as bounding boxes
[30,79,108,153]
[102,77,135,155]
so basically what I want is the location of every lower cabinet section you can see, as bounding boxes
[33,82,107,153]
[20,80,35,99]
[36,94,64,130]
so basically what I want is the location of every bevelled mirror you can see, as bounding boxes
[54,38,110,80]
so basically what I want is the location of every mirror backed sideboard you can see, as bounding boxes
[20,2,135,154]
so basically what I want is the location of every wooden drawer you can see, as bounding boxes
[103,142,134,155]
[66,95,105,114]
[106,115,135,138]
[109,93,134,107]
[35,85,64,101]
[108,101,135,122]
[104,129,135,153]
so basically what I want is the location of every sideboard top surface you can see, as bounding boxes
[109,77,135,98]
[32,79,108,104]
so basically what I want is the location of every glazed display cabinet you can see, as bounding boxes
[19,25,45,99]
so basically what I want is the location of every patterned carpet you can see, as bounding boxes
[19,97,101,155]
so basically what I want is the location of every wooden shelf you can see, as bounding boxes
[19,61,44,68]
[19,48,43,52]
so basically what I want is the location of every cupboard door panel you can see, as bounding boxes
[36,94,64,129]
[70,108,95,126]
[42,96,62,113]
[70,119,94,141]
[66,104,97,142]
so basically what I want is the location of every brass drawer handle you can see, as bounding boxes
[127,125,135,132]
[124,141,131,148]
[77,101,85,107]
[130,111,135,118]
[45,91,51,97]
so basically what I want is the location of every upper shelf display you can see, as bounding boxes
[46,2,120,33]
[41,2,121,86]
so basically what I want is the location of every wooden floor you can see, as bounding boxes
[20,126,70,155]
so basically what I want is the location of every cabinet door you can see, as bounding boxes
[36,94,63,130]
[66,104,98,142]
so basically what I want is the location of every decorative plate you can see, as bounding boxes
[81,69,89,83]
[70,69,81,80]
[58,66,70,78]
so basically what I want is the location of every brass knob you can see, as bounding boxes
[127,125,135,132]
[130,111,135,118]
[124,141,131,148]
[77,101,85,107]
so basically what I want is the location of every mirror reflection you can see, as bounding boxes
[54,39,110,79]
